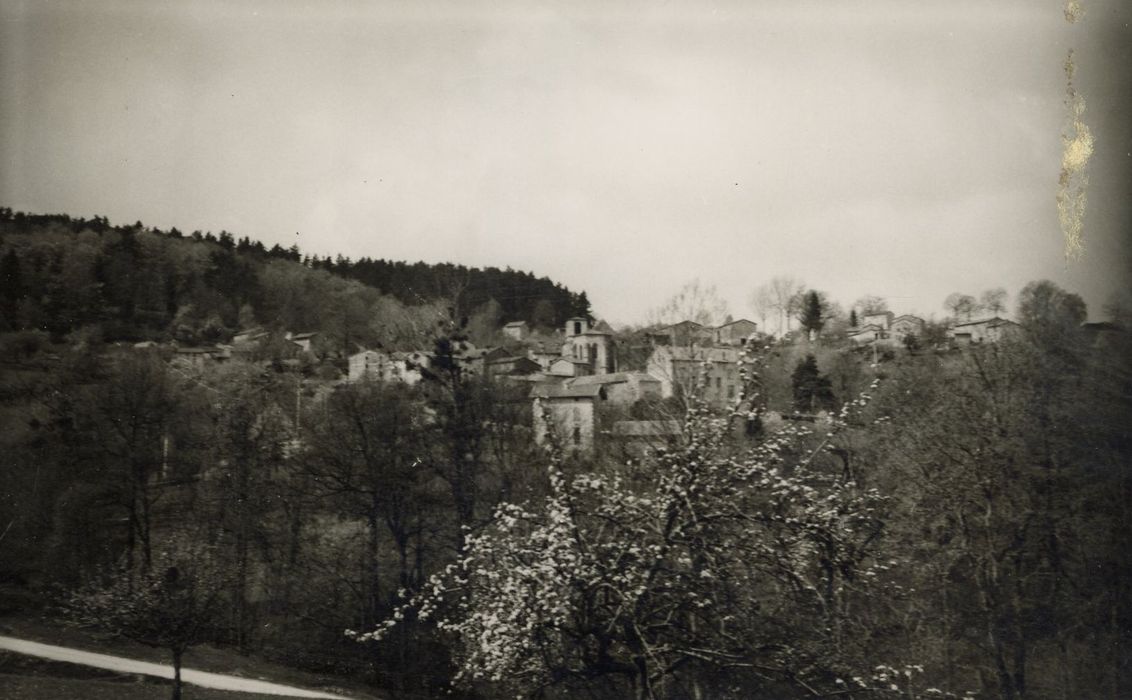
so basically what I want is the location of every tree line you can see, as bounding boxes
[0,208,590,349]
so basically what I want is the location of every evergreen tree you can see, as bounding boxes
[791,353,835,413]
[798,290,825,338]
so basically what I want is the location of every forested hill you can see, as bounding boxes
[0,208,591,349]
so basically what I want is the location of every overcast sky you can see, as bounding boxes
[2,0,1129,326]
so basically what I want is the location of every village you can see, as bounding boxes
[147,306,1052,459]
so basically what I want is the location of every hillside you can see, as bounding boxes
[0,208,590,351]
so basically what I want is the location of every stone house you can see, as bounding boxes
[862,311,894,330]
[526,336,566,371]
[347,349,430,384]
[347,349,386,382]
[890,315,925,345]
[287,331,317,353]
[486,355,542,377]
[502,321,530,341]
[949,317,1022,344]
[451,346,509,376]
[646,320,715,347]
[564,372,663,405]
[847,324,885,345]
[646,346,743,403]
[531,383,607,453]
[714,319,758,346]
[171,346,228,370]
[549,357,594,378]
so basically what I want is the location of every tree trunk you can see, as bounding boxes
[366,502,381,627]
[171,648,183,700]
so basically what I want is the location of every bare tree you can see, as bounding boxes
[854,294,889,316]
[748,285,775,330]
[764,276,805,336]
[943,292,980,323]
[647,278,731,327]
[980,288,1008,316]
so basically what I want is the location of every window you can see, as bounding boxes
[728,385,735,398]
[573,427,581,445]
[574,321,582,335]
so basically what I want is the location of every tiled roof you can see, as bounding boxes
[551,357,592,366]
[531,383,605,399]
[952,316,1014,328]
[569,372,660,387]
[487,355,535,365]
[656,346,742,362]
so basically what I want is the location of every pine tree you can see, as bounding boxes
[791,353,835,413]
[799,290,825,339]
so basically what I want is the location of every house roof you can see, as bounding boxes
[661,320,706,331]
[584,320,615,335]
[1083,321,1124,332]
[892,315,924,324]
[531,383,606,399]
[551,357,592,366]
[848,324,883,334]
[952,316,1014,328]
[291,332,317,340]
[655,346,742,362]
[568,372,661,387]
[503,321,528,328]
[487,355,539,365]
[716,318,756,328]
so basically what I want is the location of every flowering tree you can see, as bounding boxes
[63,539,229,700]
[352,348,970,698]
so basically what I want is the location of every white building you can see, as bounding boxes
[564,372,663,405]
[347,349,430,384]
[949,317,1023,345]
[502,321,530,341]
[531,383,606,453]
[646,346,743,403]
[561,317,617,376]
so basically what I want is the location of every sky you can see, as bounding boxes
[2,0,1130,326]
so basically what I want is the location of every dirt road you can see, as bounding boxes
[0,635,349,698]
